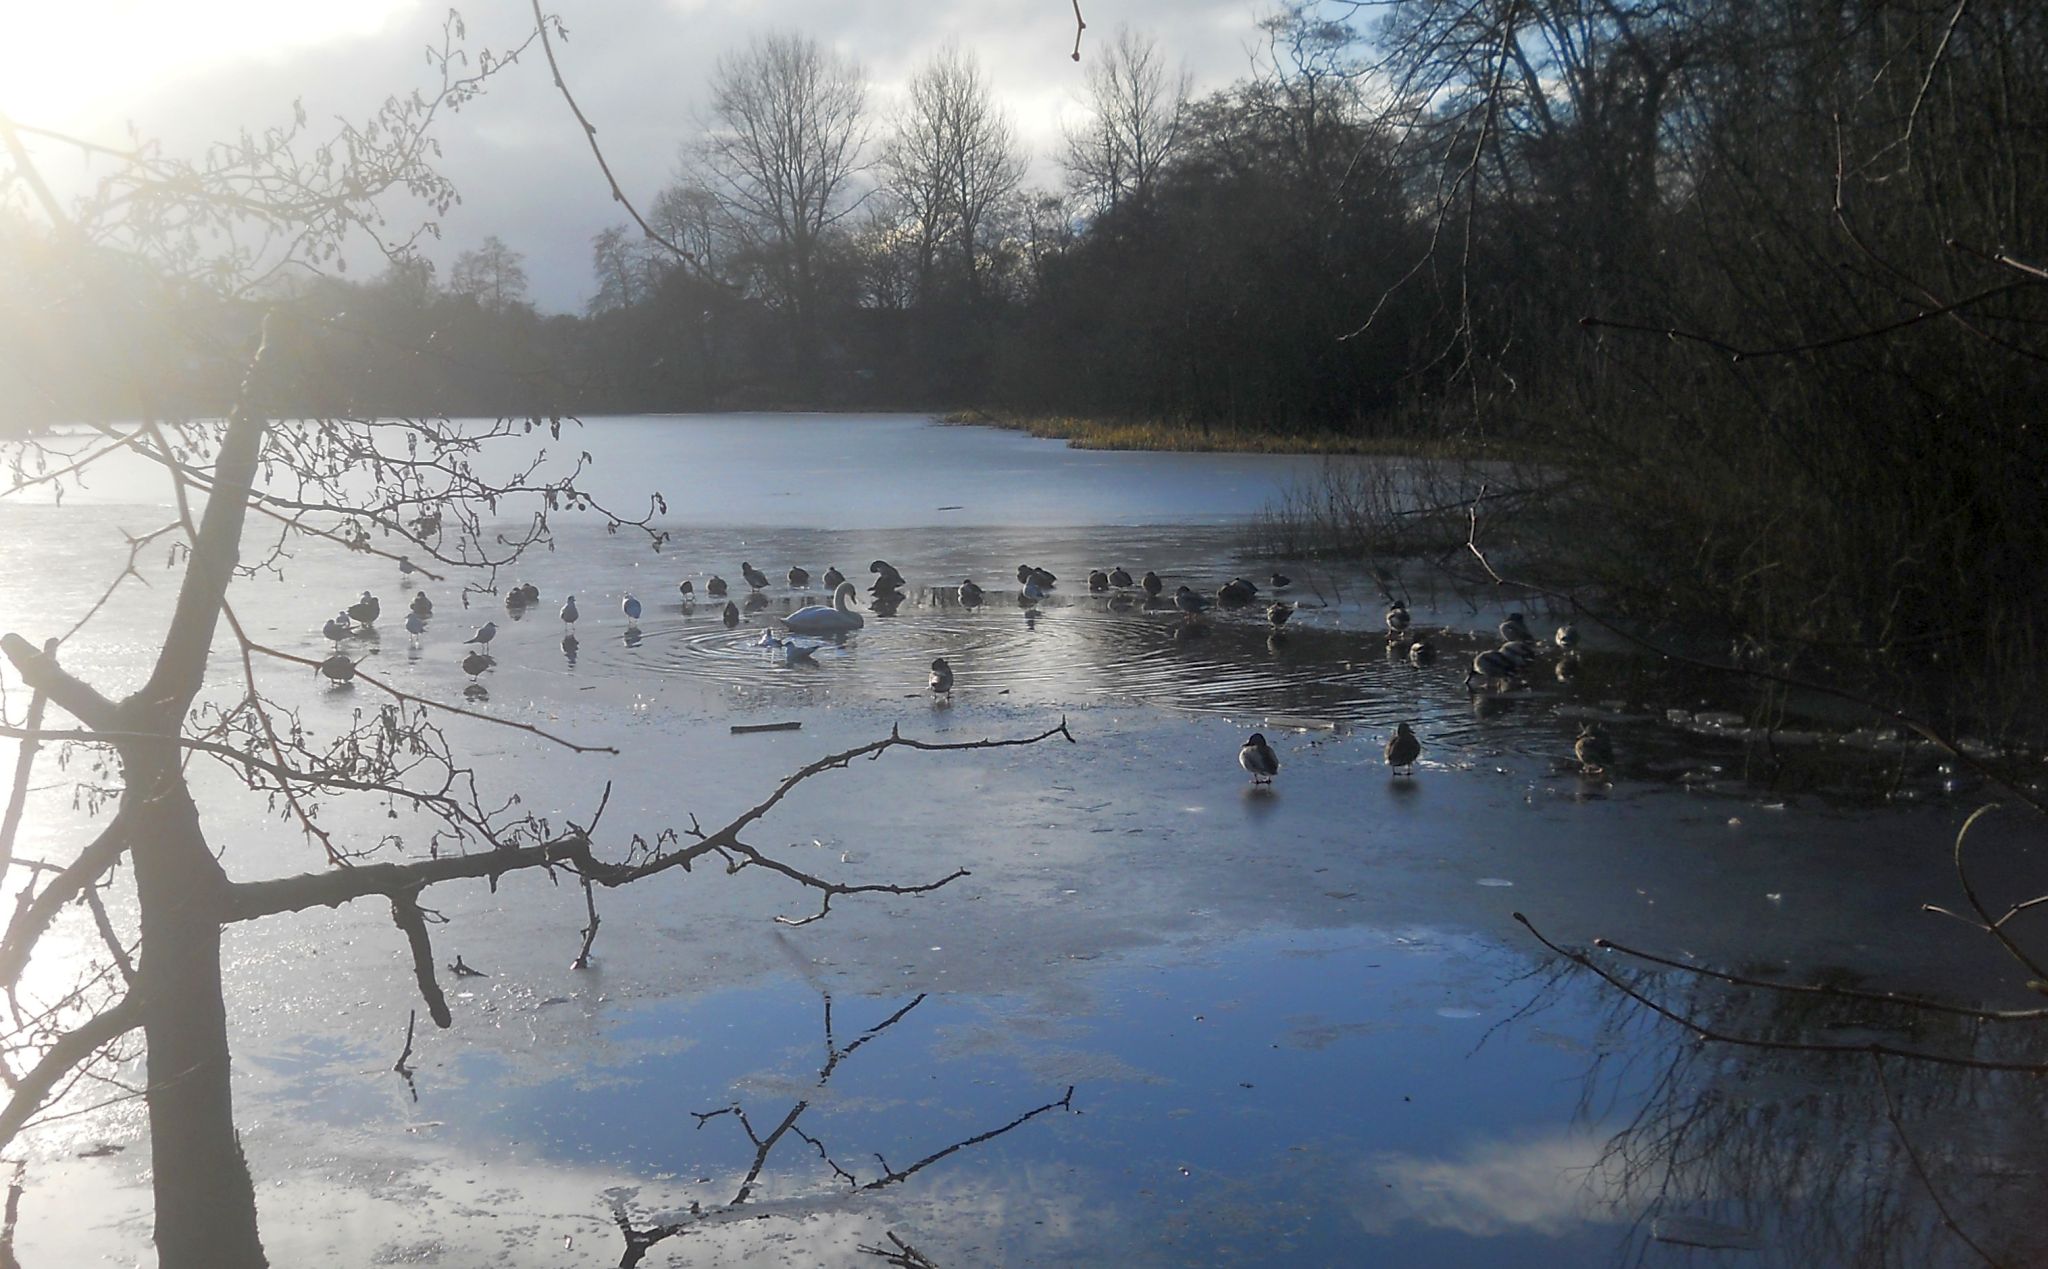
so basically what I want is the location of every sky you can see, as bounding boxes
[4,0,1295,312]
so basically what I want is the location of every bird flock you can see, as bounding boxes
[316,554,1612,784]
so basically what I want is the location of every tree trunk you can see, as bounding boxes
[126,746,266,1268]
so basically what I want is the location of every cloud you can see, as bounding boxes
[1346,1130,1624,1239]
[25,0,1274,311]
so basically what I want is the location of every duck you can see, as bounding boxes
[622,594,642,623]
[779,581,865,635]
[461,650,495,679]
[404,611,427,641]
[1464,648,1521,692]
[929,657,953,695]
[1385,723,1421,776]
[506,587,531,612]
[1270,573,1292,590]
[463,621,498,647]
[1141,571,1164,598]
[1497,638,1542,668]
[741,562,770,591]
[1216,577,1259,606]
[1021,577,1048,603]
[515,582,540,604]
[1087,569,1110,592]
[1016,564,1056,589]
[409,592,433,617]
[316,654,358,684]
[678,579,695,599]
[722,600,741,628]
[1386,601,1411,639]
[1575,723,1615,773]
[706,575,729,598]
[958,579,985,607]
[348,591,381,627]
[322,612,353,646]
[1238,733,1279,785]
[823,565,846,589]
[1173,585,1211,619]
[1500,612,1533,643]
[1555,624,1580,651]
[1407,639,1436,667]
[559,596,580,631]
[788,566,811,588]
[399,556,418,576]
[1267,603,1294,629]
[1108,566,1134,589]
[869,560,905,589]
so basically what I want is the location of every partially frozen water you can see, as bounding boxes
[2,415,2041,1267]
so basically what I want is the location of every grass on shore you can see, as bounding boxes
[941,409,1462,457]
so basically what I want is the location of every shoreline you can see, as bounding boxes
[940,408,1459,457]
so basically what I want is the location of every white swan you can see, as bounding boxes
[778,581,865,635]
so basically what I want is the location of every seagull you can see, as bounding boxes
[1464,648,1520,692]
[404,611,427,641]
[1142,571,1164,598]
[1173,585,1211,619]
[1575,723,1615,774]
[462,650,495,679]
[560,596,579,631]
[958,579,984,607]
[823,565,846,589]
[929,657,953,695]
[622,593,642,623]
[1555,624,1580,651]
[1500,612,1533,643]
[1386,601,1411,639]
[1108,566,1134,588]
[1022,577,1048,602]
[322,612,352,647]
[706,575,729,597]
[1385,723,1421,776]
[722,600,741,628]
[678,579,695,598]
[741,562,769,590]
[1408,639,1436,667]
[409,592,433,617]
[1267,603,1294,629]
[399,556,417,576]
[788,566,810,588]
[463,621,498,647]
[1088,569,1109,592]
[1239,733,1279,785]
[348,591,381,627]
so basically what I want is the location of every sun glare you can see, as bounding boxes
[0,1,412,130]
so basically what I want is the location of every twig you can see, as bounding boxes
[731,721,802,735]
[1871,1053,2005,1268]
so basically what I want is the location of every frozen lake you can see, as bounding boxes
[1,414,2041,1267]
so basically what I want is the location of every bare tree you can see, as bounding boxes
[449,233,530,312]
[0,14,1067,1268]
[693,31,869,377]
[882,43,1028,305]
[586,223,666,315]
[1061,26,1191,218]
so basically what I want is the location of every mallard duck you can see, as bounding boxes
[929,657,953,695]
[1216,577,1259,605]
[322,612,352,646]
[788,566,811,588]
[1270,573,1292,589]
[958,579,985,607]
[678,579,695,598]
[1407,639,1436,667]
[1267,603,1294,628]
[823,565,846,589]
[1142,571,1164,597]
[1385,722,1421,775]
[1088,569,1109,591]
[1555,624,1579,651]
[1464,648,1520,692]
[348,591,381,627]
[461,651,495,679]
[316,654,358,684]
[1238,733,1279,784]
[409,592,433,617]
[1109,566,1134,588]
[706,575,729,597]
[722,600,741,628]
[1500,612,1533,642]
[1386,601,1411,638]
[1174,585,1211,618]
[1575,723,1615,774]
